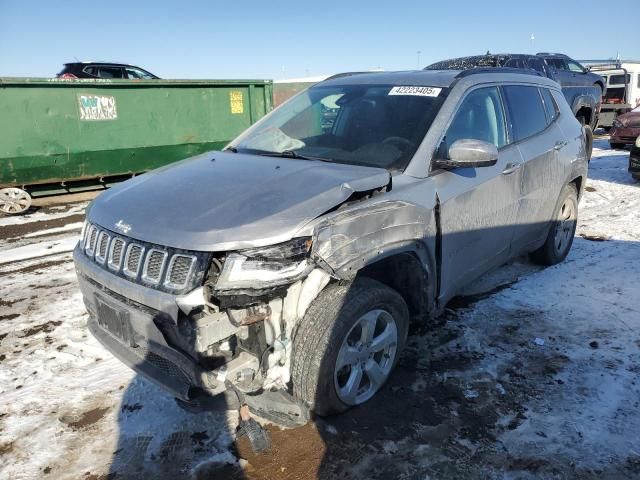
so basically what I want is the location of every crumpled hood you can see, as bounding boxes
[88,151,390,251]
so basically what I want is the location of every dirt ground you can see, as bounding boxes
[1,141,639,480]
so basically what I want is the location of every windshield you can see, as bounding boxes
[230,84,447,171]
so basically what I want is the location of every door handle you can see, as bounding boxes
[502,162,522,175]
[554,140,568,150]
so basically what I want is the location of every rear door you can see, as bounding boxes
[546,58,573,86]
[503,85,567,251]
[433,85,523,301]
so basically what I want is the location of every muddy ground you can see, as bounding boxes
[1,142,639,480]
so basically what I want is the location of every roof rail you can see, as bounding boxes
[454,67,543,79]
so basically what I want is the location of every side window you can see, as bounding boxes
[567,60,584,73]
[546,58,567,71]
[527,58,547,76]
[502,85,548,141]
[83,66,96,76]
[505,58,526,69]
[125,67,155,79]
[540,88,559,123]
[97,66,124,79]
[442,86,507,155]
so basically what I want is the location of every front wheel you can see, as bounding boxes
[291,278,409,416]
[531,184,578,266]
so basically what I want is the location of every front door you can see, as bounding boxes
[432,86,523,303]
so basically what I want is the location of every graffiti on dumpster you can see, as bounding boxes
[78,94,118,120]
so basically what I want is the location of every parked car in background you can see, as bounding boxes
[74,68,588,423]
[426,53,604,154]
[630,137,640,181]
[586,61,640,130]
[57,62,159,79]
[610,106,640,149]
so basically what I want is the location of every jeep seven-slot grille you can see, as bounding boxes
[81,222,209,293]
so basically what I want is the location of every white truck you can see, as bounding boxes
[584,60,640,130]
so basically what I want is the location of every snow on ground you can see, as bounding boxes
[0,142,639,479]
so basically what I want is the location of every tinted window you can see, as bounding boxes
[443,86,507,152]
[540,88,559,123]
[505,58,526,69]
[527,58,547,75]
[546,58,566,70]
[502,85,548,141]
[83,66,97,76]
[610,74,630,85]
[97,66,124,79]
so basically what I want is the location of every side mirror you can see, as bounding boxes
[435,139,498,169]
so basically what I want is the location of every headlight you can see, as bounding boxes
[215,237,313,290]
[79,220,88,247]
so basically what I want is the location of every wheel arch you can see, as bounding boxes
[355,249,435,322]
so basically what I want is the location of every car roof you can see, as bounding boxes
[63,62,145,68]
[318,68,549,89]
[319,70,465,88]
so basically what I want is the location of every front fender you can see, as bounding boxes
[311,199,437,280]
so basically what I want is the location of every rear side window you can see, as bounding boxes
[443,86,507,152]
[540,88,559,123]
[97,66,124,79]
[546,58,566,70]
[527,58,547,75]
[502,85,548,142]
[505,58,526,69]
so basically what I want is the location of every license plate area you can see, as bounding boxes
[96,296,137,348]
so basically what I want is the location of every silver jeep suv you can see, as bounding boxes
[74,69,588,420]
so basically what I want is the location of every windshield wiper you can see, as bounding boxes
[250,149,334,163]
[223,146,238,153]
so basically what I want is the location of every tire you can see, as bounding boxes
[583,125,593,161]
[531,184,578,266]
[291,278,409,416]
[610,143,625,150]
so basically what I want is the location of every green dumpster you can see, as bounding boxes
[0,77,272,213]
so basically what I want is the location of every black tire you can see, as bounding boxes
[583,125,593,161]
[531,184,578,266]
[610,143,625,150]
[291,278,409,416]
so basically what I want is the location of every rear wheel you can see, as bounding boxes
[0,187,32,215]
[291,278,409,416]
[531,184,578,266]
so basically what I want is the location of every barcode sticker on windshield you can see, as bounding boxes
[388,86,441,97]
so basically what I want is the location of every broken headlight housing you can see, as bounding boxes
[215,237,313,290]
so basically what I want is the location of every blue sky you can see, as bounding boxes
[1,0,638,80]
